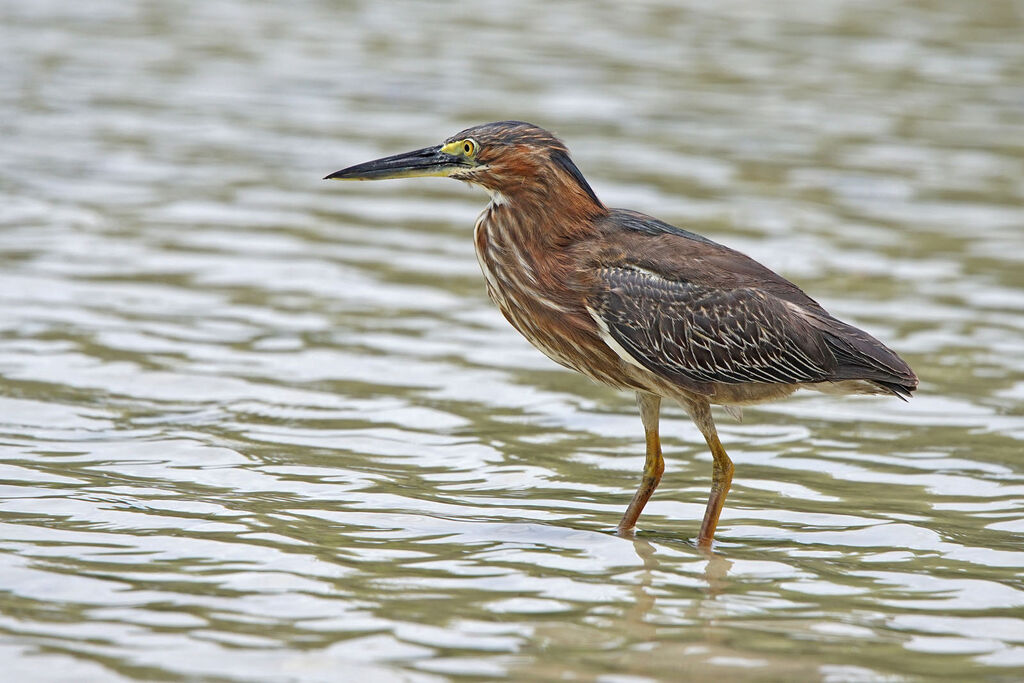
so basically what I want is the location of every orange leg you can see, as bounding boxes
[686,400,734,548]
[617,393,663,533]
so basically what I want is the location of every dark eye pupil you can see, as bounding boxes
[464,143,471,153]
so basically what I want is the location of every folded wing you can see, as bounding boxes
[588,265,838,393]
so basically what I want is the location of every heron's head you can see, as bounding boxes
[325,121,603,208]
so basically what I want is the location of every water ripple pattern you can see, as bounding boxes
[1,0,1022,680]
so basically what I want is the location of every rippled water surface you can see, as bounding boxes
[2,0,1023,680]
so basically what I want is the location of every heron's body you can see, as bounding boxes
[327,121,917,548]
[476,202,911,404]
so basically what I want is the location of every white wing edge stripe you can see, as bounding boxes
[585,306,649,372]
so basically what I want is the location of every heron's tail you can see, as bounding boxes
[811,314,918,400]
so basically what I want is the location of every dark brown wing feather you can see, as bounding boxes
[800,312,918,398]
[580,209,918,398]
[591,266,837,389]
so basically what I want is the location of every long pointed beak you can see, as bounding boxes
[324,144,468,181]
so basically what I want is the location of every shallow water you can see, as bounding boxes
[1,0,1023,680]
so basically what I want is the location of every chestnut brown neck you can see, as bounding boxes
[481,153,607,247]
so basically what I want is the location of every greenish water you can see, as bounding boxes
[1,0,1023,680]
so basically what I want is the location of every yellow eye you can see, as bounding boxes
[441,139,478,157]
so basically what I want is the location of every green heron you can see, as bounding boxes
[326,121,917,548]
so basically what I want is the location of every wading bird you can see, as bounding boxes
[326,121,917,548]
